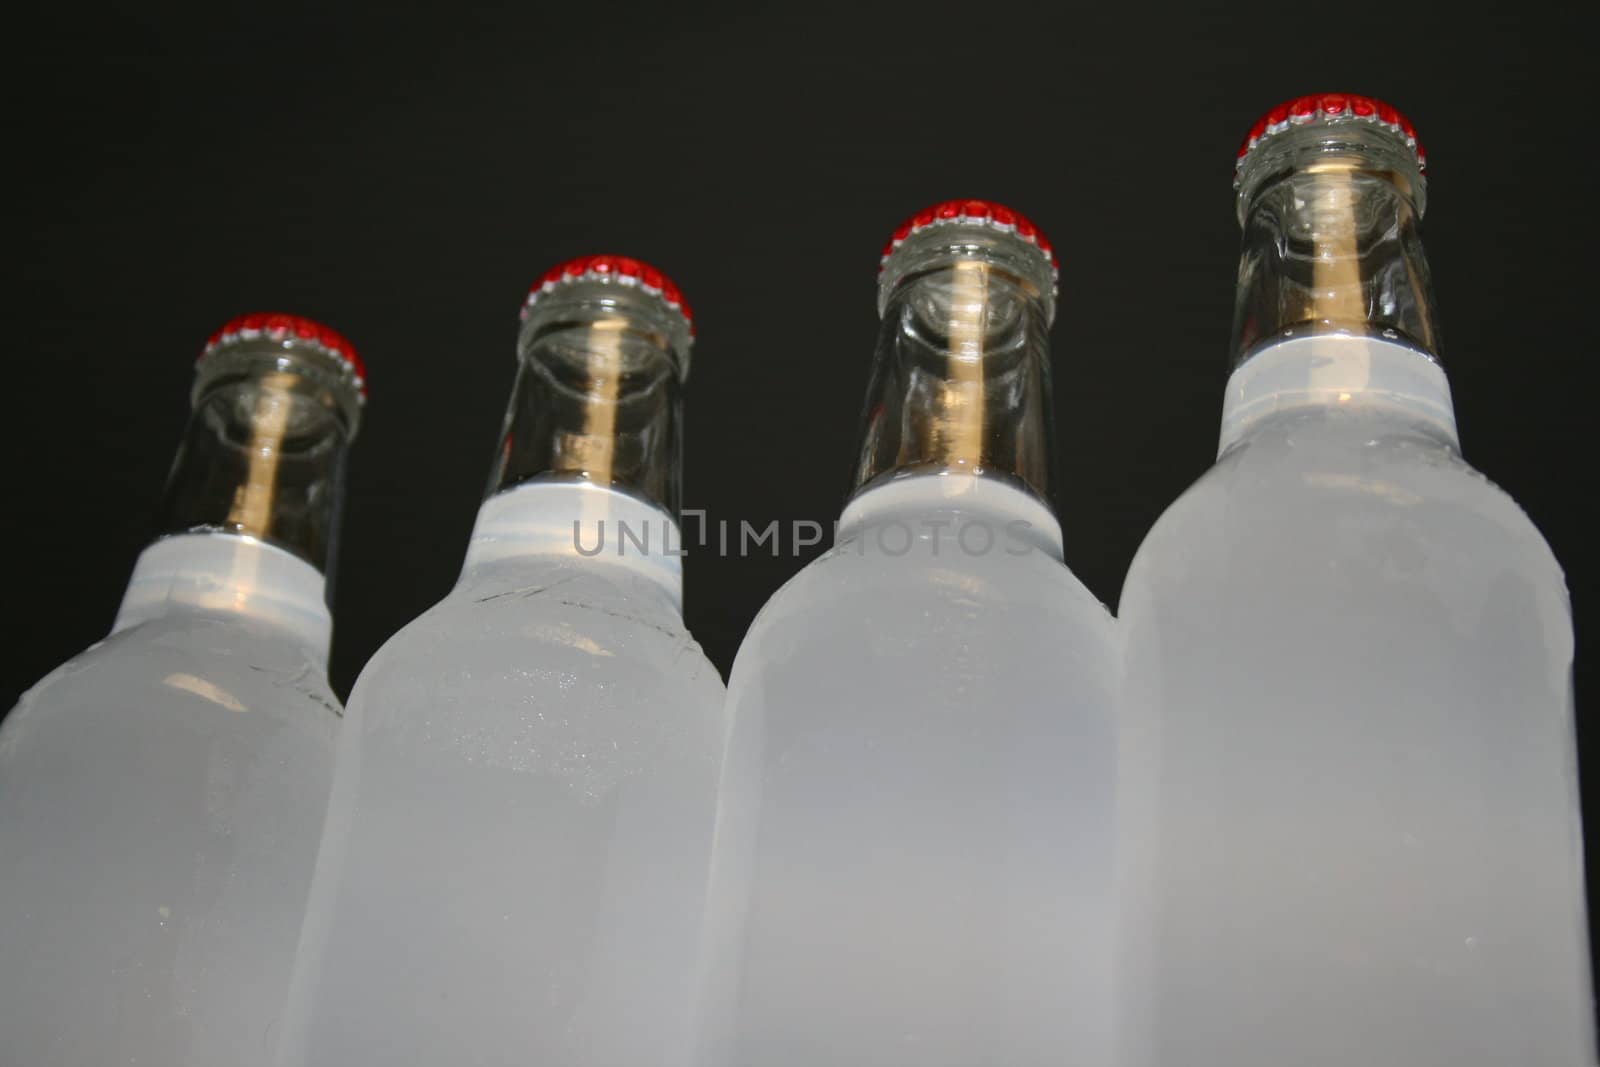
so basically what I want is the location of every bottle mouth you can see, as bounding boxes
[199,313,365,395]
[518,277,693,381]
[1233,96,1427,223]
[877,221,1058,324]
[194,336,365,435]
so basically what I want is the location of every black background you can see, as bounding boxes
[6,1,1596,987]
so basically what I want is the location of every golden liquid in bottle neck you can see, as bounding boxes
[1305,167,1367,325]
[559,316,627,485]
[225,371,296,538]
[930,259,989,469]
[1305,166,1438,352]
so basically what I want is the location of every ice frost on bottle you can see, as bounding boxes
[0,313,366,1067]
[700,201,1118,1067]
[1115,95,1592,1067]
[281,256,727,1067]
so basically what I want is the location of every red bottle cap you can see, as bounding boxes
[1235,93,1425,185]
[879,199,1059,286]
[199,312,366,401]
[523,254,694,337]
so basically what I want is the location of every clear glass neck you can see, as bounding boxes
[155,341,357,581]
[853,230,1056,505]
[1232,124,1440,369]
[489,283,687,519]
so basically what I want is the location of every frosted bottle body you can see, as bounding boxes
[286,485,726,1067]
[1,538,341,1067]
[1118,336,1588,1067]
[709,476,1116,1067]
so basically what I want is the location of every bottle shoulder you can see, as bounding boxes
[1127,411,1568,612]
[112,532,333,664]
[767,529,1099,614]
[3,614,340,756]
[341,559,724,791]
[762,474,1092,625]
[389,555,705,660]
[349,557,724,725]
[733,534,1113,694]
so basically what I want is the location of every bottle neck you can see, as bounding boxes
[468,283,688,607]
[1232,127,1440,368]
[124,352,354,661]
[1225,126,1455,452]
[852,242,1057,508]
[488,285,685,517]
[156,355,356,576]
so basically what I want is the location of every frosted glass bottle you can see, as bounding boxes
[0,313,366,1067]
[700,201,1118,1067]
[281,257,727,1067]
[1116,95,1592,1067]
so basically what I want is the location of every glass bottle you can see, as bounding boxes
[1116,94,1592,1067]
[700,201,1118,1067]
[0,312,365,1067]
[280,256,727,1067]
